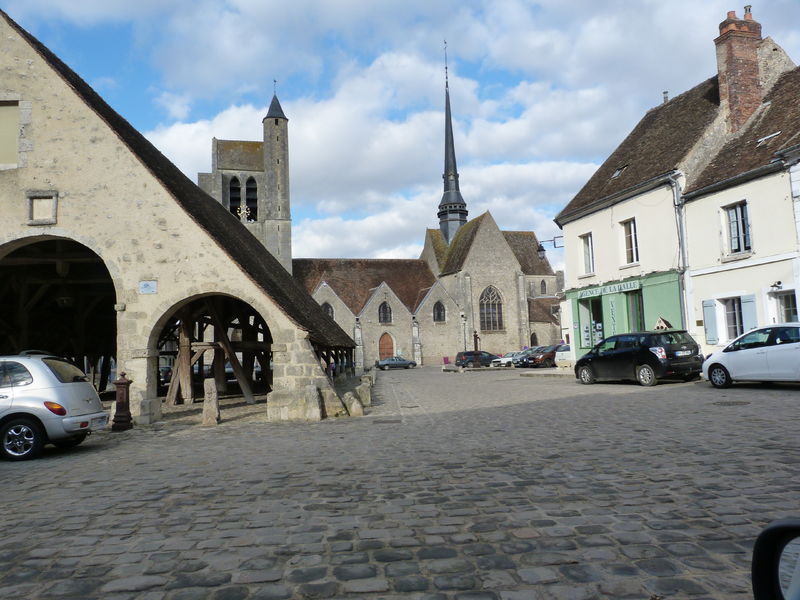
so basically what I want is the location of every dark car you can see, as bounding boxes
[574,330,702,386]
[520,344,562,368]
[375,356,416,370]
[455,351,499,367]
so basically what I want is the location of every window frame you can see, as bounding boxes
[432,301,446,323]
[321,302,334,320]
[622,218,639,264]
[479,286,504,331]
[724,201,751,255]
[378,301,392,324]
[580,233,595,275]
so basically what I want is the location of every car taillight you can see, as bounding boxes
[649,347,667,360]
[44,401,67,416]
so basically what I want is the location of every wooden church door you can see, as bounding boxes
[378,333,394,359]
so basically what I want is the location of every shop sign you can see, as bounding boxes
[577,280,641,299]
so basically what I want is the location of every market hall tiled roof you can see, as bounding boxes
[293,259,437,314]
[2,10,353,349]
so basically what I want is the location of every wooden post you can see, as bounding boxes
[205,300,254,404]
[177,311,194,403]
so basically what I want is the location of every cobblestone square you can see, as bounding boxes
[2,368,798,599]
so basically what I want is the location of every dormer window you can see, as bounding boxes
[611,165,628,179]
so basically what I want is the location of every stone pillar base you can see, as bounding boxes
[267,386,323,422]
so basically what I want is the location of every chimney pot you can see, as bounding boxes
[663,91,669,104]
[744,5,752,18]
[727,10,737,19]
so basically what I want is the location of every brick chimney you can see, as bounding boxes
[714,7,763,133]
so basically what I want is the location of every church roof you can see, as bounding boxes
[687,66,800,195]
[265,94,287,120]
[502,231,555,276]
[439,213,486,275]
[215,140,264,171]
[555,76,720,225]
[425,229,449,268]
[528,297,560,326]
[2,10,352,349]
[293,259,437,314]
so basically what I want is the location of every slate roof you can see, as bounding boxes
[439,214,486,275]
[2,10,353,349]
[687,66,800,195]
[502,231,554,276]
[425,229,449,270]
[293,259,437,314]
[555,77,720,225]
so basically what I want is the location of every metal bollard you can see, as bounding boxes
[111,372,133,431]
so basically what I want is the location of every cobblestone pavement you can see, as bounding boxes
[2,367,799,599]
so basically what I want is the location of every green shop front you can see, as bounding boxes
[566,271,684,357]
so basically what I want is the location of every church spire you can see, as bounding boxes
[438,43,468,244]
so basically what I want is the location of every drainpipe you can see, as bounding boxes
[668,171,690,330]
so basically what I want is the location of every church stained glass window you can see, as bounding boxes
[479,286,503,331]
[433,301,446,322]
[378,302,392,324]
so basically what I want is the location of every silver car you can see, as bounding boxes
[0,353,109,460]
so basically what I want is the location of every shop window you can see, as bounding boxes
[479,286,504,331]
[626,290,644,331]
[433,301,446,322]
[622,218,639,264]
[725,201,751,254]
[580,233,594,274]
[578,296,603,347]
[378,302,392,324]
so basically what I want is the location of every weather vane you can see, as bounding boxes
[444,40,449,87]
[273,79,277,95]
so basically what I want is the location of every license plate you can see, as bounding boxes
[675,350,691,357]
[91,415,108,428]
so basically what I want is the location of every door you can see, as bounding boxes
[378,333,394,360]
[0,362,14,417]
[766,326,800,380]
[723,328,771,380]
[589,337,619,379]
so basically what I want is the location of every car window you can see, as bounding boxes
[615,335,639,350]
[771,327,800,345]
[650,331,695,345]
[595,338,617,353]
[729,329,771,351]
[43,358,89,383]
[1,362,34,387]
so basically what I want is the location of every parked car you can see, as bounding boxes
[0,353,109,460]
[490,351,524,368]
[375,356,417,370]
[751,518,800,599]
[554,344,572,367]
[455,351,500,367]
[702,323,800,388]
[517,346,547,367]
[522,344,562,368]
[574,330,703,386]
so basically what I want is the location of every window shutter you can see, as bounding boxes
[702,300,718,344]
[741,294,758,332]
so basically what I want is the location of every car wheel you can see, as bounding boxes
[404,364,410,369]
[636,364,657,387]
[708,364,732,388]
[381,365,389,371]
[467,361,475,368]
[1,418,44,461]
[52,433,88,449]
[577,365,595,384]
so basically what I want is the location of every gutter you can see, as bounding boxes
[668,171,690,330]
[683,162,784,201]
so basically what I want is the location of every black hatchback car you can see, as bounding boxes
[574,330,703,386]
[455,351,499,367]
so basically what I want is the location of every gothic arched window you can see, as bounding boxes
[433,301,446,322]
[540,280,547,295]
[229,177,241,217]
[245,177,258,222]
[321,302,334,320]
[479,286,504,331]
[378,302,392,324]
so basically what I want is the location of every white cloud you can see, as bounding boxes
[154,91,193,121]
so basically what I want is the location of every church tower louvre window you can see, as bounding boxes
[229,177,241,217]
[321,302,334,319]
[246,177,258,221]
[479,286,504,331]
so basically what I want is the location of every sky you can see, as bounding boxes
[7,1,800,271]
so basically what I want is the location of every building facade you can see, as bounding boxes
[556,8,799,358]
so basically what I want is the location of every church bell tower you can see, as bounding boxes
[437,76,468,244]
[263,94,293,273]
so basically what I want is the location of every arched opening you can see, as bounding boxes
[479,286,504,331]
[540,280,547,295]
[0,238,117,392]
[245,177,258,222]
[530,332,538,347]
[378,301,392,324]
[321,302,334,320]
[153,295,273,405]
[229,177,241,218]
[433,301,446,322]
[378,332,394,360]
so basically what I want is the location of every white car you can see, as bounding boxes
[702,323,800,388]
[491,352,523,368]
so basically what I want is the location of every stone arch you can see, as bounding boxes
[540,280,547,295]
[245,177,258,222]
[378,332,394,360]
[149,294,273,406]
[229,177,241,217]
[378,301,392,324]
[0,236,118,391]
[321,302,334,320]
[479,285,504,331]
[433,300,446,322]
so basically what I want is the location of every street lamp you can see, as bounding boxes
[537,235,564,260]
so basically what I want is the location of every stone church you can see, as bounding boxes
[199,81,562,369]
